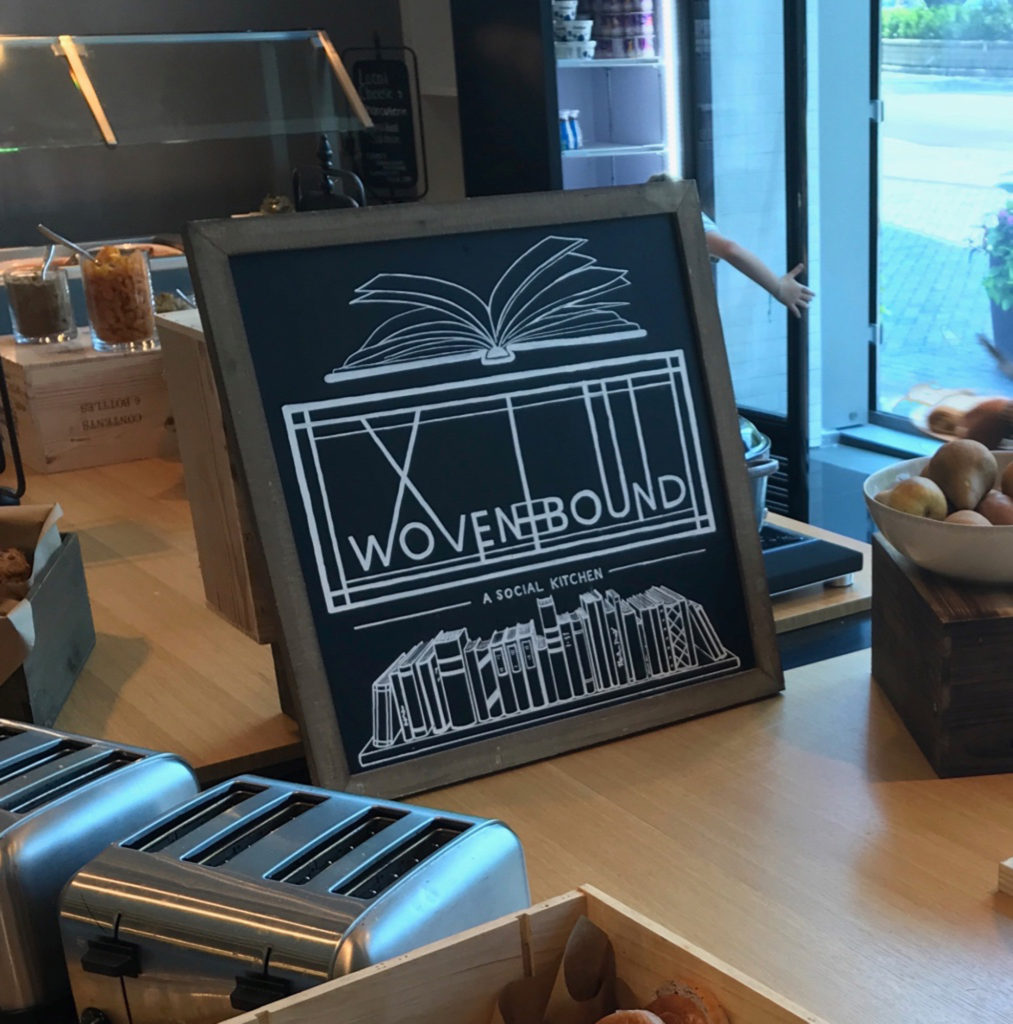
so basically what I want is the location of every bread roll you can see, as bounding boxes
[958,399,1013,450]
[645,980,729,1024]
[926,404,964,436]
[0,547,31,601]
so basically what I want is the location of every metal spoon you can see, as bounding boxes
[175,288,197,309]
[36,223,96,263]
[40,244,56,279]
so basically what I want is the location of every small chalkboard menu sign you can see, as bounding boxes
[348,52,420,196]
[185,180,782,798]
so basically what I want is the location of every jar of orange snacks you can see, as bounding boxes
[80,245,158,351]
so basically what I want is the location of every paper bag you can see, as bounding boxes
[490,916,623,1024]
[0,504,63,683]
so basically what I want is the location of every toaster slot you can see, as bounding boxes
[0,739,88,789]
[334,819,471,899]
[125,782,266,852]
[2,750,140,814]
[268,809,407,885]
[185,793,324,868]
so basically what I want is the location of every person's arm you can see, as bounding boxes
[705,230,814,318]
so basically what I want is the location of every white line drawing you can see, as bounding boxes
[609,548,707,573]
[354,600,473,631]
[284,353,716,613]
[358,584,740,768]
[324,235,646,382]
[281,233,716,613]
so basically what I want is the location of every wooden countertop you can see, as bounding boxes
[24,458,867,780]
[22,457,1010,1022]
[33,458,302,780]
[422,647,1013,1024]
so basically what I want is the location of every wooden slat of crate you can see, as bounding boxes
[155,310,277,644]
[220,913,529,1024]
[582,889,823,1024]
[219,887,829,1024]
[0,333,172,473]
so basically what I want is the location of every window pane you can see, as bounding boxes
[877,5,1013,430]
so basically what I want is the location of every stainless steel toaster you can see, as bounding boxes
[0,719,198,1019]
[60,774,529,1024]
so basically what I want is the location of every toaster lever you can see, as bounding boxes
[230,971,293,1011]
[81,936,141,978]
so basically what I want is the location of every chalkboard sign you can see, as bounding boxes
[185,180,782,798]
[350,56,419,193]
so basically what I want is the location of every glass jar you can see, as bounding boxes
[3,264,78,345]
[80,245,159,352]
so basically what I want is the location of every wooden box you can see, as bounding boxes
[0,332,174,473]
[220,886,829,1024]
[0,532,96,725]
[871,533,1013,777]
[155,310,277,644]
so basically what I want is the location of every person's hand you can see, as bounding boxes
[776,263,814,318]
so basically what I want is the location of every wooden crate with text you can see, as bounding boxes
[155,310,277,644]
[0,333,173,473]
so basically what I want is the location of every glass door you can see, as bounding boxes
[872,1,1013,435]
[693,0,810,519]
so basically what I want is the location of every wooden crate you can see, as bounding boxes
[220,886,829,1024]
[155,310,277,644]
[0,333,173,472]
[871,533,1013,777]
[0,533,96,725]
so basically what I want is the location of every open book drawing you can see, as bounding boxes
[325,235,646,382]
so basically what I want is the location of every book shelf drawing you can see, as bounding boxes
[283,233,716,619]
[360,583,739,768]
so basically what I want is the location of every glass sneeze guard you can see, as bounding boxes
[0,30,372,152]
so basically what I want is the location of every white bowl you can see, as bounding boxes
[863,451,1013,585]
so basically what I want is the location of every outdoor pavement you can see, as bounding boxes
[877,72,1013,417]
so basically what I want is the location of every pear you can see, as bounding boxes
[945,509,991,526]
[976,489,1013,525]
[877,475,947,520]
[1002,461,1013,500]
[922,439,997,510]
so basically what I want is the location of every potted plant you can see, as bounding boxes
[982,197,1013,361]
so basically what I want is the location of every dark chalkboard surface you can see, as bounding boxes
[185,180,782,798]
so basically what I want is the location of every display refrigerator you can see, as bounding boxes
[552,0,682,191]
[450,0,685,198]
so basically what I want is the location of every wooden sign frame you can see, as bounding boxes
[185,179,782,798]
